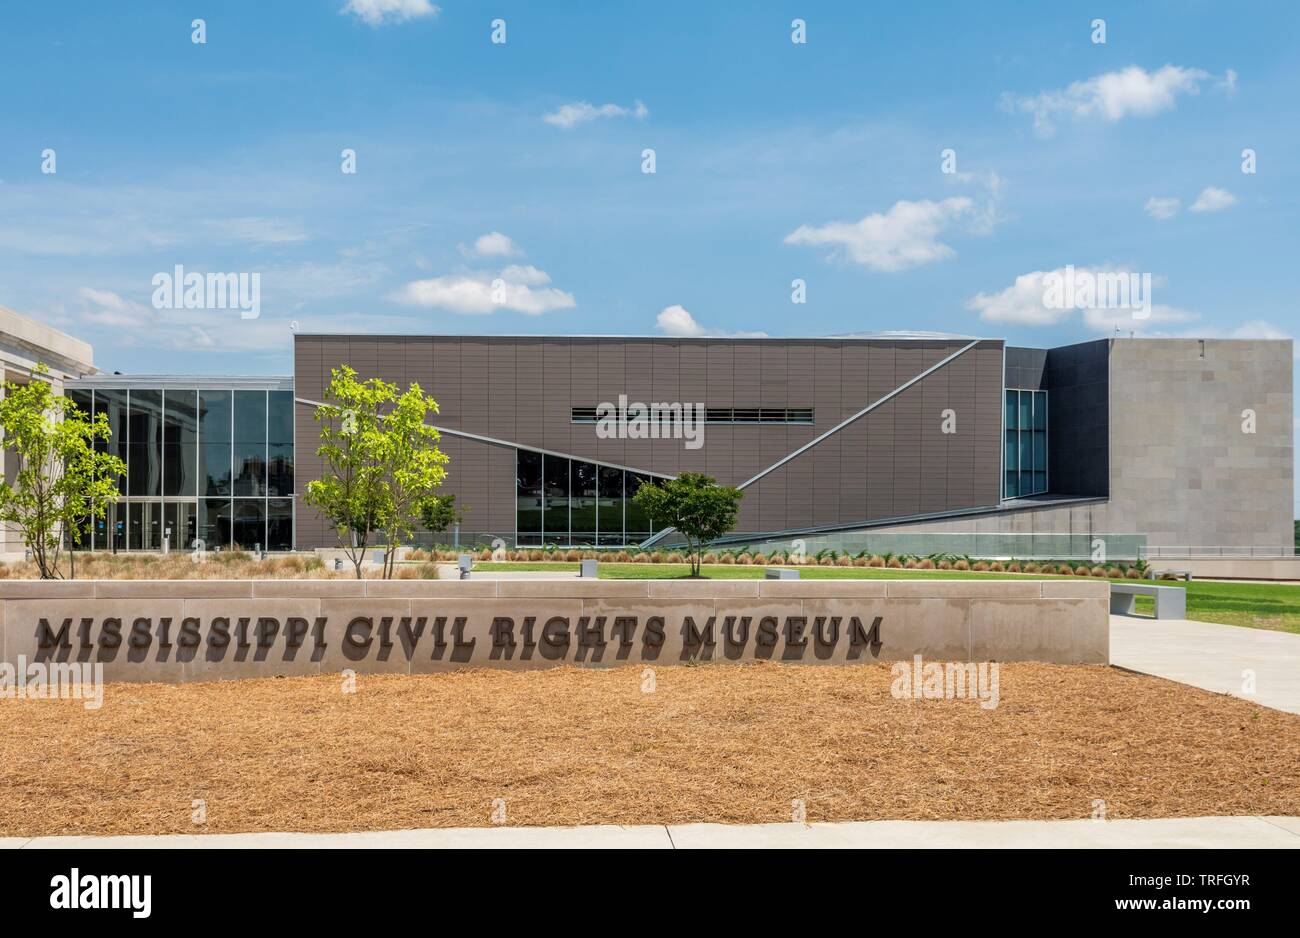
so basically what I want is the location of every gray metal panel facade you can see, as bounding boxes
[293,334,1007,547]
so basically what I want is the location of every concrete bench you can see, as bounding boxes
[765,567,800,580]
[1111,582,1186,619]
[1148,568,1192,581]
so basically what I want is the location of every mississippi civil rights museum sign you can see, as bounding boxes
[0,577,1110,682]
[32,611,885,663]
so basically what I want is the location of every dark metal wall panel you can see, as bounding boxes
[292,334,1005,545]
[1043,339,1110,497]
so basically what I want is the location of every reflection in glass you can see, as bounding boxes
[571,461,597,540]
[267,499,293,551]
[128,390,162,497]
[624,473,654,541]
[199,498,232,549]
[598,466,623,545]
[234,390,266,443]
[163,390,198,496]
[232,499,265,549]
[268,391,294,445]
[268,443,294,496]
[516,450,542,544]
[233,442,266,496]
[542,454,569,543]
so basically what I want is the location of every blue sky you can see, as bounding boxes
[1,1,1297,502]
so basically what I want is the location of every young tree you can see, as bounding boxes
[376,385,449,577]
[304,366,396,578]
[0,366,126,579]
[304,366,449,579]
[418,493,462,543]
[631,472,743,577]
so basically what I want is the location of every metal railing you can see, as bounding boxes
[1142,546,1298,559]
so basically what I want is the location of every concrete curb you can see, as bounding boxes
[8,816,1299,849]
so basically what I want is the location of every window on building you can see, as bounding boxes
[1004,389,1048,498]
[516,450,543,546]
[64,386,294,551]
[515,448,666,547]
[571,406,813,425]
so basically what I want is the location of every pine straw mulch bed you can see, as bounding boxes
[1,662,1297,836]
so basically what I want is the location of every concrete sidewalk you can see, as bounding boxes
[4,816,1298,849]
[1110,614,1300,715]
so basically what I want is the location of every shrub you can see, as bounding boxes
[952,559,969,571]
[701,552,718,564]
[819,555,835,566]
[917,558,935,569]
[903,558,919,569]
[937,558,952,570]
[853,555,869,567]
[1091,566,1108,578]
[1006,562,1021,573]
[1059,564,1074,575]
[836,554,853,566]
[988,561,1004,572]
[666,552,686,564]
[632,552,650,563]
[718,553,735,565]
[1024,562,1040,573]
[868,555,885,568]
[972,561,990,572]
[886,557,903,568]
[1125,567,1142,579]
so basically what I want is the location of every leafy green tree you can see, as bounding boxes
[0,366,126,579]
[632,472,743,577]
[376,385,449,576]
[304,366,448,579]
[418,493,463,542]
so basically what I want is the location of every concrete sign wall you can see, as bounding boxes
[0,579,1110,683]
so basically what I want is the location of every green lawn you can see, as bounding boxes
[471,562,1300,634]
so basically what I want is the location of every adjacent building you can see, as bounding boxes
[290,332,1294,558]
[0,315,1278,559]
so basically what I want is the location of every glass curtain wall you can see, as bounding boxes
[516,447,665,547]
[1004,389,1048,498]
[64,387,294,551]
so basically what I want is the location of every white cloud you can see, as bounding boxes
[968,266,1197,333]
[341,0,439,26]
[391,264,575,316]
[498,264,551,286]
[543,100,648,129]
[657,304,706,337]
[1144,197,1181,220]
[71,287,292,352]
[655,304,767,338]
[784,197,975,272]
[470,231,519,257]
[1229,320,1289,340]
[1190,186,1237,212]
[1081,303,1198,333]
[966,269,1075,326]
[1002,65,1227,135]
